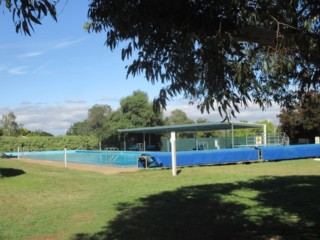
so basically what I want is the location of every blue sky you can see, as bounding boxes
[0,1,280,135]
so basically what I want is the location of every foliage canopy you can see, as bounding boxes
[67,91,164,147]
[1,0,57,35]
[0,112,18,136]
[86,0,320,119]
[278,91,320,144]
[3,1,320,119]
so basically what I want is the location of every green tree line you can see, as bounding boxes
[0,136,99,152]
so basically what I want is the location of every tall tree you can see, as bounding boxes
[1,112,19,136]
[87,104,112,139]
[86,0,320,119]
[119,90,164,128]
[109,91,164,147]
[5,1,320,119]
[66,121,90,136]
[165,109,193,138]
[66,104,112,140]
[165,109,193,126]
[277,91,320,144]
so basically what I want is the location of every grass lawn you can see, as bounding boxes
[1,158,320,240]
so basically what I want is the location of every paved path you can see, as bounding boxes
[15,158,138,175]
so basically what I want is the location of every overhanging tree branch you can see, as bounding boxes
[4,0,320,120]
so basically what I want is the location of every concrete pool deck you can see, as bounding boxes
[14,158,138,175]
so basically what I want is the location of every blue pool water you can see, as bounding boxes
[16,150,142,167]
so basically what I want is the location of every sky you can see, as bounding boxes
[0,1,280,135]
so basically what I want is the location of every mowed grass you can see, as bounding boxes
[1,158,320,240]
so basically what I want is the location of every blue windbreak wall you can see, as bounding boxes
[8,144,320,169]
[259,144,320,161]
[145,148,259,167]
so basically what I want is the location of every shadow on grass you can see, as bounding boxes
[0,168,25,178]
[73,176,320,240]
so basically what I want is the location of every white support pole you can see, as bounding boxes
[143,132,146,151]
[195,132,198,150]
[263,124,267,146]
[231,124,234,148]
[64,148,67,168]
[170,131,177,176]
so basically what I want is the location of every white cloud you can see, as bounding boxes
[20,101,33,105]
[18,51,45,58]
[235,103,281,124]
[32,62,56,75]
[65,99,86,104]
[0,107,11,115]
[165,98,281,124]
[6,66,28,75]
[54,37,88,49]
[97,96,121,109]
[0,104,89,136]
[99,96,120,102]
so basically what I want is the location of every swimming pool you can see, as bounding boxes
[17,150,142,167]
[7,144,320,169]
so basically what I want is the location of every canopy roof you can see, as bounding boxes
[118,121,264,134]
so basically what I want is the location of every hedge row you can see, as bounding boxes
[0,136,100,152]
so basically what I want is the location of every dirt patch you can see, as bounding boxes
[13,158,138,175]
[25,233,65,240]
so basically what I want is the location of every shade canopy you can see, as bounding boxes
[118,121,265,134]
[118,121,267,176]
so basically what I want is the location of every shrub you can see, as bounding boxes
[0,136,100,152]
